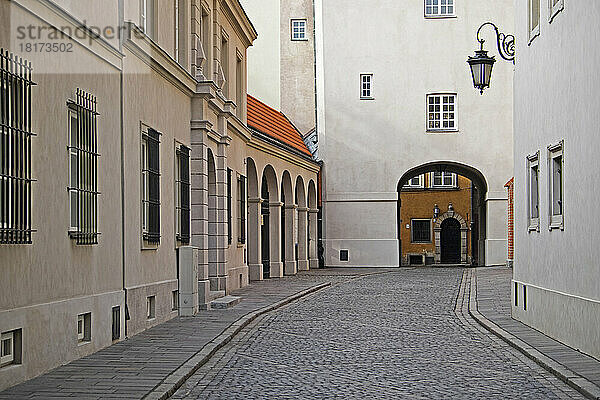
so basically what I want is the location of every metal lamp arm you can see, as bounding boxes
[476,22,515,63]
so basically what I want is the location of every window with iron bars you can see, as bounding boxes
[1,49,35,245]
[67,89,100,245]
[142,127,161,244]
[175,144,190,244]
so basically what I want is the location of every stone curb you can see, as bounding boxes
[142,281,332,400]
[467,270,600,400]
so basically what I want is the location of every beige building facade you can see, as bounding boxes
[0,0,318,390]
[513,0,600,359]
[315,0,514,267]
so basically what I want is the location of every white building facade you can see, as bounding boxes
[315,0,515,267]
[512,0,600,359]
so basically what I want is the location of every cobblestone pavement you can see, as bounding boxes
[173,268,583,399]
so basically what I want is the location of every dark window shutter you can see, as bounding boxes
[179,145,190,244]
[147,128,160,243]
[227,168,232,245]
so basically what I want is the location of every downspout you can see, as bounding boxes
[118,0,128,338]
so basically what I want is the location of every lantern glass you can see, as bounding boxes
[468,49,496,94]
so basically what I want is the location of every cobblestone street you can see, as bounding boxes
[173,268,582,399]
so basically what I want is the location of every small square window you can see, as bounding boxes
[360,74,373,99]
[172,290,179,311]
[291,19,307,41]
[404,175,424,188]
[77,313,91,343]
[340,249,349,262]
[112,306,120,341]
[147,296,156,319]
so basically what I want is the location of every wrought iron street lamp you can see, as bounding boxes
[468,22,515,94]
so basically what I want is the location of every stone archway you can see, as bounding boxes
[434,211,468,264]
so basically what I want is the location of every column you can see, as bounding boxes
[284,204,297,275]
[214,129,228,291]
[269,201,284,278]
[308,208,318,269]
[296,207,309,271]
[247,197,263,281]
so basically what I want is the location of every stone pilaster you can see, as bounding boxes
[308,208,318,269]
[269,201,284,278]
[297,207,309,271]
[284,204,298,275]
[247,197,263,281]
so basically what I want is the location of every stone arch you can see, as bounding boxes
[397,161,488,266]
[307,179,318,269]
[207,149,218,288]
[280,171,296,275]
[246,158,261,281]
[434,211,469,264]
[295,176,309,271]
[261,165,283,278]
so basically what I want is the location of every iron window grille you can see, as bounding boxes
[238,175,246,244]
[175,144,190,244]
[227,168,232,245]
[1,49,35,245]
[411,219,432,243]
[67,89,100,245]
[142,128,161,244]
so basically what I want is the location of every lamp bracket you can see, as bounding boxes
[476,22,515,63]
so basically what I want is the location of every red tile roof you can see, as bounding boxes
[247,94,312,156]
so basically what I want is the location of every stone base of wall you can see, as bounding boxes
[126,280,178,337]
[0,290,124,391]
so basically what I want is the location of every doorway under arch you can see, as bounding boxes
[440,217,461,264]
[397,161,488,266]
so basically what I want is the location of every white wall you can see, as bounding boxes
[513,0,600,359]
[239,0,281,108]
[317,0,514,267]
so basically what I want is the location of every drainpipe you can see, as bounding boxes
[118,0,128,338]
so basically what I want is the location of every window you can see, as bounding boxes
[172,290,179,311]
[146,296,156,319]
[427,94,457,131]
[411,219,432,243]
[140,0,155,38]
[227,168,232,245]
[431,172,456,188]
[1,331,14,367]
[360,74,373,99]
[67,89,99,245]
[528,0,540,43]
[527,152,540,230]
[548,141,563,230]
[291,19,307,40]
[236,54,243,118]
[340,249,349,262]
[237,175,246,244]
[405,175,424,188]
[514,282,518,307]
[77,313,91,343]
[1,51,34,245]
[523,285,527,311]
[425,0,455,17]
[142,127,161,244]
[220,34,229,97]
[112,306,120,341]
[549,0,564,22]
[175,144,190,244]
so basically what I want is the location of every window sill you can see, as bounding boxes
[549,216,564,231]
[528,220,539,232]
[549,2,564,23]
[77,340,92,347]
[291,38,309,42]
[237,242,245,248]
[360,97,375,101]
[424,14,457,19]
[426,129,459,134]
[528,27,540,46]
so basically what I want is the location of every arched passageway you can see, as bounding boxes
[246,158,262,281]
[307,180,318,269]
[281,171,296,276]
[261,165,283,278]
[295,176,309,271]
[397,161,488,266]
[207,149,218,289]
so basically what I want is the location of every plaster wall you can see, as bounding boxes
[512,0,600,359]
[316,0,514,267]
[0,2,123,390]
[239,0,281,108]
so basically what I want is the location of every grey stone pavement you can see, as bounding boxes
[0,268,392,399]
[475,266,600,397]
[172,268,582,399]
